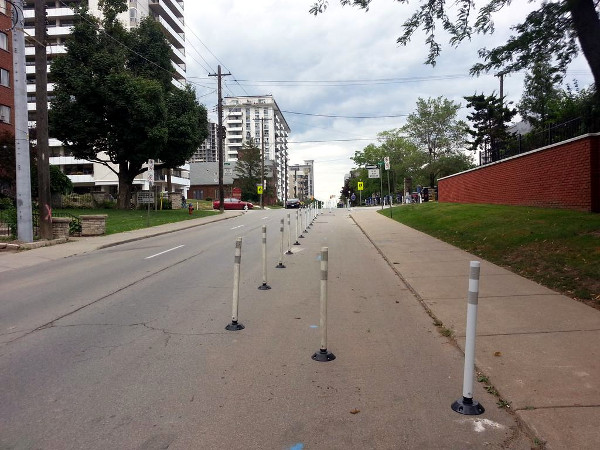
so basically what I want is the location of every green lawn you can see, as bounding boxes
[379,203,600,306]
[55,205,219,235]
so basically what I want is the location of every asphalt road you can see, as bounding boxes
[0,208,532,449]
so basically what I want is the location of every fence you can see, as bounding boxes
[481,116,600,165]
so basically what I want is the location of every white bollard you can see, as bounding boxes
[312,247,335,362]
[286,213,293,255]
[226,237,245,331]
[258,225,271,290]
[294,210,301,245]
[452,261,484,414]
[276,218,286,268]
[304,208,309,233]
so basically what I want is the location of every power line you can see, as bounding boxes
[282,110,408,119]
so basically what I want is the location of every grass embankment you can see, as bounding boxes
[379,203,600,307]
[56,200,218,235]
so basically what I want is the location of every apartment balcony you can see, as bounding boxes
[24,7,75,21]
[50,156,90,166]
[25,44,66,57]
[67,174,95,184]
[172,61,186,81]
[170,44,185,66]
[149,0,184,33]
[228,127,243,133]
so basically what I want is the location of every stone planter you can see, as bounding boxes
[80,215,108,236]
[169,192,182,209]
[51,217,72,239]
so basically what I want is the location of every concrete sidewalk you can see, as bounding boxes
[350,207,600,449]
[0,211,242,273]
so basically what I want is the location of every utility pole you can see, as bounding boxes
[13,0,33,242]
[209,65,230,212]
[35,0,51,239]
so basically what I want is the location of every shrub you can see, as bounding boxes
[0,197,14,210]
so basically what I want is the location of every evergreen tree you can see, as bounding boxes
[464,93,516,161]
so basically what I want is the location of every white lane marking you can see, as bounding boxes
[231,225,245,230]
[145,245,185,259]
[262,216,268,220]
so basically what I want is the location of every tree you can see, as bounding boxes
[518,58,564,129]
[309,1,600,96]
[351,129,429,194]
[49,5,196,209]
[234,141,262,202]
[161,85,209,192]
[0,131,15,198]
[401,97,470,187]
[464,93,517,161]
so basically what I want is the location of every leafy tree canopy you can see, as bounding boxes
[49,6,205,208]
[309,1,600,94]
[234,141,262,202]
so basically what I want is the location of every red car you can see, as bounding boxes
[213,198,254,210]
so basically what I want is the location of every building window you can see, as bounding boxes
[0,32,7,51]
[0,104,10,123]
[0,1,6,16]
[0,68,9,87]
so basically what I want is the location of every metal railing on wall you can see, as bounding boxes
[481,116,600,165]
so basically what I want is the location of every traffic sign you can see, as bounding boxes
[257,185,264,195]
[384,156,390,170]
[357,182,364,191]
[368,168,380,179]
[147,159,154,186]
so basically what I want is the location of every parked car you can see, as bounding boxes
[286,198,301,208]
[213,198,254,210]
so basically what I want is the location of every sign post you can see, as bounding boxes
[357,181,363,206]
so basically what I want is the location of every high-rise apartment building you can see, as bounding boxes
[22,0,188,197]
[189,121,218,162]
[288,160,314,201]
[223,95,290,201]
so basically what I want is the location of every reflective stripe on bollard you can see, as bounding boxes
[226,237,245,331]
[451,261,484,414]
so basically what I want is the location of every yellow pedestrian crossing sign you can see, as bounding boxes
[257,185,264,195]
[358,182,364,191]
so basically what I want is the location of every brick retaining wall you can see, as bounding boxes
[438,134,599,212]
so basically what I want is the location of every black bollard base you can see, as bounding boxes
[275,263,286,269]
[286,250,293,255]
[451,397,485,415]
[299,234,305,238]
[294,241,301,245]
[312,349,336,362]
[258,283,271,290]
[225,321,245,331]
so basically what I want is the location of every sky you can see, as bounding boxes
[182,0,594,201]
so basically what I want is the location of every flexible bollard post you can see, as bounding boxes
[452,261,484,414]
[294,210,301,245]
[276,218,286,268]
[312,247,335,362]
[304,208,309,234]
[226,237,245,331]
[299,208,305,238]
[286,213,293,255]
[258,225,271,290]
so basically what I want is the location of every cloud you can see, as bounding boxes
[184,1,595,200]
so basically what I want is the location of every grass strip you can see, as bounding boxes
[55,204,219,235]
[379,203,600,306]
